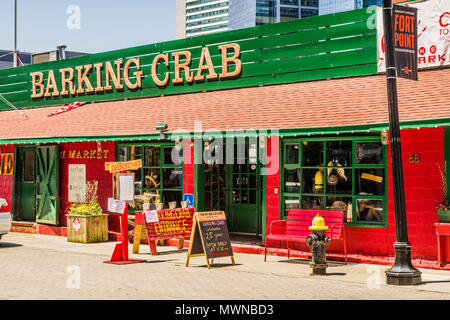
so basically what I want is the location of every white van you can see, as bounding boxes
[0,199,11,240]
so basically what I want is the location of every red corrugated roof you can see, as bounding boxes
[0,68,448,140]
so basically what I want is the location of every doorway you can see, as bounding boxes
[197,138,262,235]
[16,147,36,221]
[13,145,60,225]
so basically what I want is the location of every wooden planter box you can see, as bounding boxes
[438,210,450,223]
[67,214,109,243]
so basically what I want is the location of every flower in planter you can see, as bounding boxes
[437,162,449,211]
[68,180,103,216]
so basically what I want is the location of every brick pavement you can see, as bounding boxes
[1,233,450,300]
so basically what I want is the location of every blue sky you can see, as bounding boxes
[0,0,176,54]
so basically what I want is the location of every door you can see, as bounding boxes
[197,138,261,235]
[17,147,36,221]
[227,139,260,234]
[35,146,59,225]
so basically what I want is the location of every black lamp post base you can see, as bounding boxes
[385,242,422,286]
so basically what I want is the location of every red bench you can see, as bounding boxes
[264,209,347,264]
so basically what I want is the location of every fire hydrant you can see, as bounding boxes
[306,213,331,276]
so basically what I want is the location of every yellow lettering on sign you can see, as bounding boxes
[68,150,76,159]
[172,51,194,84]
[31,72,45,98]
[152,54,170,87]
[75,64,95,94]
[44,70,60,97]
[194,47,218,81]
[3,154,13,175]
[218,43,242,79]
[60,68,76,96]
[104,61,124,91]
[30,44,243,99]
[123,58,143,90]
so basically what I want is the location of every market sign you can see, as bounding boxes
[378,0,450,72]
[30,44,242,99]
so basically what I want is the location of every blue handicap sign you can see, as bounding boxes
[184,194,194,208]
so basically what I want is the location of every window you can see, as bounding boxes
[281,136,387,227]
[118,142,184,211]
[280,7,299,22]
[301,8,318,18]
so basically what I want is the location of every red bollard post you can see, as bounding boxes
[104,205,146,265]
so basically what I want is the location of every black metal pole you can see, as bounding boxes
[382,0,421,285]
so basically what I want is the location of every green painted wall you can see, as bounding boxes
[0,9,377,111]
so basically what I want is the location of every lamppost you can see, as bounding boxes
[13,0,18,67]
[382,0,421,286]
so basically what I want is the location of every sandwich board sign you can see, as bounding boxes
[185,211,235,269]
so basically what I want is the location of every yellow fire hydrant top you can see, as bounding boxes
[309,213,329,231]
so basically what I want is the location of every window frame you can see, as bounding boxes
[116,141,184,212]
[280,135,388,228]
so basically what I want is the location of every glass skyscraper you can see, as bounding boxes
[319,0,382,16]
[176,0,381,39]
[177,0,320,39]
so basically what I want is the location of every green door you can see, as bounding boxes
[35,146,59,225]
[227,140,261,234]
[17,147,36,221]
[197,139,261,235]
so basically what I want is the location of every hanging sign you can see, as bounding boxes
[105,159,142,173]
[185,211,235,269]
[392,4,418,80]
[377,0,450,72]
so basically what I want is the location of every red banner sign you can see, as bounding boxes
[144,208,195,240]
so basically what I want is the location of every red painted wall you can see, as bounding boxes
[183,139,195,196]
[0,145,14,208]
[265,136,280,237]
[265,128,445,261]
[59,141,115,227]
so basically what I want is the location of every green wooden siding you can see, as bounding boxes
[0,8,377,110]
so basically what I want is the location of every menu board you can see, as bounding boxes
[197,211,233,259]
[186,211,235,269]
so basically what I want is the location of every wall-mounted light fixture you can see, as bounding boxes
[156,123,168,139]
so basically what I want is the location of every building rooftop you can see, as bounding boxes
[0,67,448,143]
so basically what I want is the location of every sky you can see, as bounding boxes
[0,0,176,54]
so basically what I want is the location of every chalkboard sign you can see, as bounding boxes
[185,211,235,269]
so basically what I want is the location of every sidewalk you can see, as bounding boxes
[1,232,450,300]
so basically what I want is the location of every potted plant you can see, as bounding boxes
[436,162,450,223]
[66,180,109,243]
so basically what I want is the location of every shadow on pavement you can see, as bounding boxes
[0,242,23,249]
[420,280,450,284]
[278,258,347,268]
[153,248,188,256]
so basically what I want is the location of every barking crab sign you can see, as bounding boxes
[377,0,450,72]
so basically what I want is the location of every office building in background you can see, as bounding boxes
[176,0,320,39]
[319,0,382,15]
